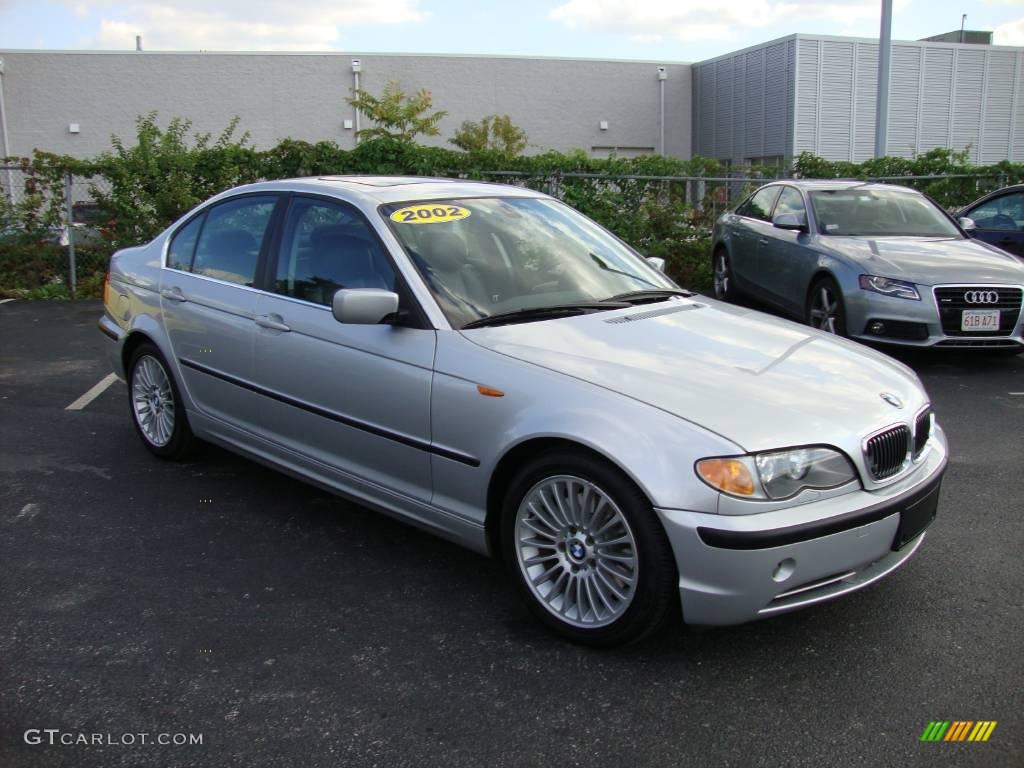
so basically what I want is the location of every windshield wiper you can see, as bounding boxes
[589,252,660,288]
[461,302,629,330]
[605,288,694,304]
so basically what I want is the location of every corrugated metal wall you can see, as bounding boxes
[692,37,796,163]
[694,34,1024,164]
[792,37,1024,163]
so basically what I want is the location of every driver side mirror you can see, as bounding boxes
[646,256,666,273]
[773,212,808,232]
[332,288,400,325]
[958,216,976,233]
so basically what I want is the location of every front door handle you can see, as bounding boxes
[254,313,291,332]
[758,238,770,245]
[160,286,187,303]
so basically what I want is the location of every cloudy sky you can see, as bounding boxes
[1,0,1023,61]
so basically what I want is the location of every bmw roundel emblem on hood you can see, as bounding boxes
[880,392,904,409]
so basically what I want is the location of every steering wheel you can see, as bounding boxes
[991,213,1018,230]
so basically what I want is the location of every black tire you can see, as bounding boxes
[127,342,196,460]
[712,247,738,302]
[500,448,678,647]
[806,276,848,337]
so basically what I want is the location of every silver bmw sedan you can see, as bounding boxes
[711,180,1024,352]
[99,177,947,646]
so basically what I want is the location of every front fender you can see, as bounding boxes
[428,332,738,528]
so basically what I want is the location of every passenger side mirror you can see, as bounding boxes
[772,212,808,232]
[958,216,976,232]
[646,256,666,273]
[331,288,400,325]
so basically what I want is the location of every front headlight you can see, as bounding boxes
[696,447,857,500]
[858,275,920,300]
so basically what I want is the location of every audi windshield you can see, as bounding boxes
[810,189,962,238]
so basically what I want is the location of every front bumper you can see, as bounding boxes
[655,428,947,626]
[845,286,1024,350]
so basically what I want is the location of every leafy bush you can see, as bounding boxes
[451,115,528,155]
[8,111,1024,298]
[346,81,447,143]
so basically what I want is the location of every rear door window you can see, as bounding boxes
[192,196,278,286]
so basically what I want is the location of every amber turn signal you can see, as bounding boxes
[477,385,505,397]
[696,458,756,496]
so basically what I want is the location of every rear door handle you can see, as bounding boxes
[160,286,187,303]
[254,313,291,332]
[758,238,770,245]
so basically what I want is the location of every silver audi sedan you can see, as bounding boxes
[99,177,947,646]
[712,180,1024,352]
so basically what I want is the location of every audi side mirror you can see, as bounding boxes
[772,212,808,232]
[332,289,399,325]
[958,216,977,233]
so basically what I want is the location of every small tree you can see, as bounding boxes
[346,81,447,143]
[450,115,528,155]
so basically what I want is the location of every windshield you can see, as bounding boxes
[810,188,962,238]
[381,197,677,328]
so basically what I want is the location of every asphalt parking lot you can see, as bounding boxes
[1,299,1022,768]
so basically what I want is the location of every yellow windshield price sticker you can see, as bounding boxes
[390,204,471,225]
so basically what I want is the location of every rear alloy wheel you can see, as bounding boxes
[502,450,677,646]
[712,248,737,301]
[807,277,848,337]
[128,343,195,459]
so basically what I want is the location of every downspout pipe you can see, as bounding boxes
[657,66,667,156]
[352,58,362,146]
[0,58,15,204]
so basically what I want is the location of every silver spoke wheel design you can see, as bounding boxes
[713,254,730,299]
[131,355,175,447]
[514,475,639,629]
[809,285,839,334]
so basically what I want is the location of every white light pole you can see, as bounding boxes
[874,0,893,158]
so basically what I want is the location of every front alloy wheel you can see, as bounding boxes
[807,277,847,336]
[514,475,639,629]
[502,449,678,646]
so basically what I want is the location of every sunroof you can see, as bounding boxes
[316,176,448,187]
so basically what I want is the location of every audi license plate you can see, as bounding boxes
[961,309,999,332]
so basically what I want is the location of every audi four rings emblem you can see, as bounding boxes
[964,290,999,304]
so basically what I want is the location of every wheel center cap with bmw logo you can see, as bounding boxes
[568,540,586,561]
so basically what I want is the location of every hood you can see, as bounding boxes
[821,235,1024,285]
[462,298,926,453]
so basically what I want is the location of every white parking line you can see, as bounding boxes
[66,373,119,411]
[0,298,15,305]
[1011,392,1024,396]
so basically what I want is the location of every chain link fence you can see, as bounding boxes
[1,163,1012,299]
[1,166,113,298]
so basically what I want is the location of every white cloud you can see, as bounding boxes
[549,0,909,42]
[65,0,426,50]
[994,17,1024,45]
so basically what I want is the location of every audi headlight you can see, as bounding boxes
[696,447,857,500]
[858,275,920,300]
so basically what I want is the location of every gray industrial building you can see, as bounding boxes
[1,30,1023,166]
[0,51,691,160]
[692,33,1024,166]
